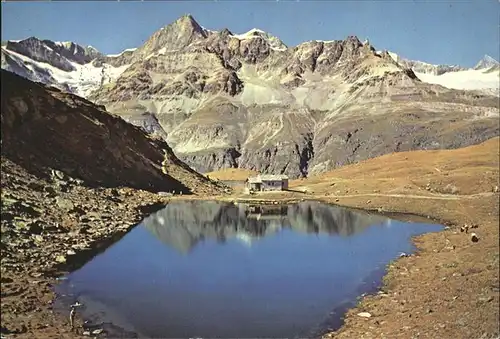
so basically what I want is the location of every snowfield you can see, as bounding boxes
[2,46,130,97]
[107,48,137,57]
[415,68,499,96]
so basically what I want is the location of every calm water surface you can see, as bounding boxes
[55,201,442,338]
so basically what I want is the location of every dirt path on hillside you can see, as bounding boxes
[322,192,495,200]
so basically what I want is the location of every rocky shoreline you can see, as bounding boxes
[1,158,185,338]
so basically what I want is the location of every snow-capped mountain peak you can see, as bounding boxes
[474,54,499,70]
[380,50,465,75]
[231,28,287,51]
[1,37,129,97]
[55,41,75,49]
[233,28,267,38]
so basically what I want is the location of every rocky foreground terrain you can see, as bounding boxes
[2,15,499,178]
[0,70,226,338]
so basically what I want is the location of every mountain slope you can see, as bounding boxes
[86,15,499,178]
[1,69,222,195]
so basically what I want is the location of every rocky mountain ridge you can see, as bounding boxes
[2,15,499,178]
[390,54,466,76]
[1,38,128,97]
[382,52,498,95]
[385,52,499,76]
[389,52,494,75]
[2,18,497,93]
[6,38,101,70]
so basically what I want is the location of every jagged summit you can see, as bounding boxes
[219,28,234,37]
[134,14,209,57]
[3,37,103,75]
[345,35,362,44]
[474,54,499,70]
[173,14,205,34]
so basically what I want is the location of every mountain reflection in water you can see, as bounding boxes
[142,201,389,254]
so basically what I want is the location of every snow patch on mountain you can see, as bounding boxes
[415,68,499,96]
[107,48,137,57]
[200,25,218,35]
[55,41,74,49]
[231,28,287,51]
[231,28,266,40]
[145,47,169,60]
[387,51,399,62]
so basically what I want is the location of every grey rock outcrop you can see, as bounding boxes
[5,38,102,71]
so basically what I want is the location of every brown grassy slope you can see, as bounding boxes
[288,138,499,339]
[292,137,499,197]
[1,70,222,195]
[205,168,258,181]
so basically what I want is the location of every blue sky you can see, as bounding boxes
[1,1,498,67]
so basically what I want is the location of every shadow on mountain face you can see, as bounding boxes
[141,201,388,253]
[1,70,219,194]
